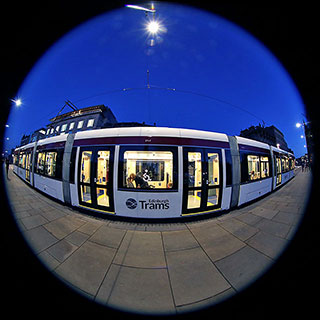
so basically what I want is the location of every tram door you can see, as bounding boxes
[182,148,222,215]
[25,152,32,183]
[78,146,114,213]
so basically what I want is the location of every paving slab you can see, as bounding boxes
[46,239,79,263]
[166,246,231,306]
[235,212,263,226]
[162,229,199,252]
[272,211,301,226]
[65,230,90,247]
[254,218,291,238]
[218,218,259,241]
[115,231,166,268]
[55,241,116,296]
[189,224,246,262]
[20,214,48,230]
[246,231,289,259]
[43,216,86,240]
[215,246,272,291]
[89,224,126,249]
[23,225,59,254]
[106,265,175,315]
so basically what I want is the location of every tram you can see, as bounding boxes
[12,127,295,219]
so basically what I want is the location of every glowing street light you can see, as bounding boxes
[147,20,160,34]
[296,122,302,128]
[11,98,22,107]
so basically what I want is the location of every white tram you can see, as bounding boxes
[12,127,295,219]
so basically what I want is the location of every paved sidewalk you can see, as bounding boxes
[5,167,312,315]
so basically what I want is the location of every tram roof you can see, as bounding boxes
[74,126,229,142]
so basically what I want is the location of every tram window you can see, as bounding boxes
[225,150,232,186]
[247,155,260,181]
[284,157,289,172]
[208,153,219,186]
[69,147,77,184]
[45,152,57,177]
[120,148,177,190]
[80,151,92,183]
[187,190,201,209]
[13,154,18,165]
[281,157,286,172]
[35,149,63,179]
[26,152,32,170]
[19,152,26,168]
[260,156,270,178]
[97,151,110,185]
[36,152,46,174]
[188,152,202,187]
[208,188,219,206]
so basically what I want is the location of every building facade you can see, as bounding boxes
[18,104,153,146]
[45,104,118,137]
[240,124,293,153]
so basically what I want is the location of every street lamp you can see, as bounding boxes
[147,20,160,34]
[11,98,22,107]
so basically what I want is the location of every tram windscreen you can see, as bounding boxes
[122,150,174,189]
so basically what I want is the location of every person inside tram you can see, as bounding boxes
[129,173,150,188]
[127,175,135,188]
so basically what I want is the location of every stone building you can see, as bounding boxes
[240,124,293,153]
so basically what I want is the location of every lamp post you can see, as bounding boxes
[296,119,313,169]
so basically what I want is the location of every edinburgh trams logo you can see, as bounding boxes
[126,198,138,210]
[125,198,170,210]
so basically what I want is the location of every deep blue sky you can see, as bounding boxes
[4,2,307,156]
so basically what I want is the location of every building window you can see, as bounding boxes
[50,128,54,134]
[77,121,84,129]
[46,128,50,135]
[61,124,67,132]
[55,126,60,133]
[69,122,75,130]
[87,119,95,127]
[119,147,178,190]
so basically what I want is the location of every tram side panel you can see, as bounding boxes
[70,147,80,207]
[236,141,273,206]
[33,146,65,202]
[114,145,182,218]
[220,148,232,211]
